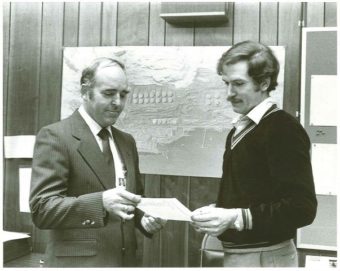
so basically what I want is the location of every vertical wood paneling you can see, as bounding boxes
[165,22,194,46]
[102,2,118,46]
[142,174,161,266]
[160,176,189,267]
[306,2,325,27]
[325,2,337,27]
[234,2,260,44]
[63,2,79,46]
[78,2,102,46]
[7,2,42,135]
[278,2,302,116]
[194,3,233,46]
[260,2,278,45]
[3,2,10,133]
[149,2,165,45]
[117,2,149,45]
[188,177,220,267]
[38,2,64,129]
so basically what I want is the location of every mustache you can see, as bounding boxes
[227,97,241,103]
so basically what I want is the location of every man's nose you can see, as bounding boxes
[111,94,121,105]
[226,84,235,99]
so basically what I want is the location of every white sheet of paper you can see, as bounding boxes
[311,143,337,195]
[19,167,32,213]
[137,198,192,221]
[310,75,338,126]
[2,231,30,242]
[4,135,36,158]
[305,255,337,268]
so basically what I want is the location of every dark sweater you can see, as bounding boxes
[217,109,317,247]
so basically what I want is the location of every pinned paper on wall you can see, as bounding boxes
[310,75,337,126]
[311,143,337,195]
[19,167,32,213]
[4,135,36,158]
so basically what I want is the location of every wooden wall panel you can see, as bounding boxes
[306,2,325,27]
[102,2,118,46]
[149,2,165,45]
[7,2,42,135]
[38,2,64,129]
[3,2,10,133]
[78,2,102,46]
[188,177,220,267]
[117,2,149,45]
[260,2,278,45]
[63,2,79,46]
[278,2,302,116]
[160,176,189,267]
[142,174,162,266]
[165,23,194,46]
[234,2,260,43]
[194,3,233,46]
[325,2,337,27]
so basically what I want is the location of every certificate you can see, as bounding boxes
[137,198,192,221]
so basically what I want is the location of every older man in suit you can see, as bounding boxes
[30,57,166,267]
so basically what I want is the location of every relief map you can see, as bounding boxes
[61,47,285,177]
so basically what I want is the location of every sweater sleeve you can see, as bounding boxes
[249,115,317,239]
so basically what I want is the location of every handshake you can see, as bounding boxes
[103,188,239,236]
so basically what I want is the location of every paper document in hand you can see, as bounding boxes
[137,198,192,221]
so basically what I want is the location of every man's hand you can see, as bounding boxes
[141,214,167,234]
[102,188,141,220]
[190,206,238,236]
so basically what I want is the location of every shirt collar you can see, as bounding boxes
[232,97,276,125]
[78,105,112,137]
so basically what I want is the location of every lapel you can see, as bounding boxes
[70,111,114,190]
[111,127,134,191]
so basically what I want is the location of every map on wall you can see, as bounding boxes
[61,46,285,177]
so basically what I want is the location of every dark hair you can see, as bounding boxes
[80,57,125,95]
[217,41,280,92]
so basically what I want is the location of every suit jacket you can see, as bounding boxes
[30,110,147,267]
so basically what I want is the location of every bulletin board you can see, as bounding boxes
[298,27,337,251]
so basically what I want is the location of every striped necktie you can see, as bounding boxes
[233,115,252,137]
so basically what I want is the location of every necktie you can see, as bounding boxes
[234,116,252,137]
[98,128,115,179]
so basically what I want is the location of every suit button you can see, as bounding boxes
[85,219,91,225]
[91,221,95,225]
[82,221,86,226]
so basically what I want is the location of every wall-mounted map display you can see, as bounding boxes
[61,46,285,177]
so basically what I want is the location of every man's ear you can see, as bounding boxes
[260,77,270,92]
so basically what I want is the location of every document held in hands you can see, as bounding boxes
[137,198,192,221]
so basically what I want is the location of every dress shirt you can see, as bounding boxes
[78,106,126,188]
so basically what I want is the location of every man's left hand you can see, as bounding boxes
[190,206,238,236]
[142,214,167,234]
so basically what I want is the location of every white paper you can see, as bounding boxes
[2,231,30,242]
[310,75,338,126]
[311,143,337,195]
[19,167,32,213]
[4,135,36,158]
[137,198,192,221]
[305,255,337,268]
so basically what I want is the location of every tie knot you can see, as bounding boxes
[98,128,111,140]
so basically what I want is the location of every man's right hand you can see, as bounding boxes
[102,188,141,220]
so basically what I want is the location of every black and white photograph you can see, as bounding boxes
[2,0,338,268]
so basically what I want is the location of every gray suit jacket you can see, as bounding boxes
[30,110,146,267]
